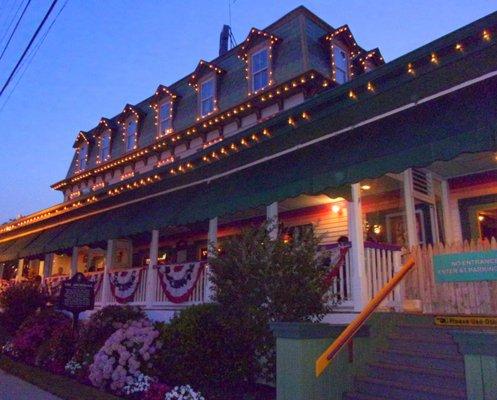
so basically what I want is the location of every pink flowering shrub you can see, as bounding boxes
[36,319,77,374]
[10,310,70,364]
[89,318,161,394]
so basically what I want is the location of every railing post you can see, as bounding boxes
[70,246,79,276]
[102,239,114,306]
[146,230,159,307]
[441,179,453,244]
[205,217,218,302]
[15,259,24,281]
[266,202,278,240]
[393,251,404,311]
[43,253,54,279]
[349,183,368,311]
[403,169,419,248]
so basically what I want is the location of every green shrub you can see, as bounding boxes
[154,304,257,399]
[74,305,145,368]
[208,223,332,382]
[0,282,47,334]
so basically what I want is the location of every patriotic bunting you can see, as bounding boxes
[155,262,205,303]
[109,268,145,303]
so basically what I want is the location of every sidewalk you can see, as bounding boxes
[0,369,62,399]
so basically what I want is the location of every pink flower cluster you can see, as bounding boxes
[88,318,161,393]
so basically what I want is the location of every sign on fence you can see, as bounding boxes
[433,250,497,283]
[435,315,497,328]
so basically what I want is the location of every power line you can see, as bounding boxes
[0,0,59,98]
[0,0,25,50]
[0,0,68,113]
[0,0,33,62]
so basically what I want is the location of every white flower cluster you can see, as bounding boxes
[165,385,205,400]
[64,359,83,375]
[122,373,152,396]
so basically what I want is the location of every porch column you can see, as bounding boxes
[349,183,368,311]
[0,263,4,280]
[70,246,79,276]
[15,259,24,281]
[441,180,453,244]
[403,169,419,248]
[43,253,54,279]
[205,217,218,302]
[145,230,159,307]
[267,202,278,240]
[102,239,114,306]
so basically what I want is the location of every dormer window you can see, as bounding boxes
[200,78,215,117]
[125,119,137,151]
[333,45,349,84]
[78,143,88,171]
[251,48,269,92]
[99,131,111,161]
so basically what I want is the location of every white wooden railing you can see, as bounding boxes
[104,266,148,305]
[363,241,403,309]
[319,243,353,306]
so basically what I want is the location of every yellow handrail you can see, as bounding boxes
[315,256,415,377]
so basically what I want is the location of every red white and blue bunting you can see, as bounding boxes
[155,262,206,303]
[86,272,104,295]
[109,268,144,303]
[45,275,70,297]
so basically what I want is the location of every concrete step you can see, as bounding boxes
[394,323,453,338]
[367,361,466,390]
[387,335,460,355]
[353,376,467,400]
[387,332,454,344]
[378,348,464,372]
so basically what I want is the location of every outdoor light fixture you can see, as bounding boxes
[478,215,485,222]
[361,184,371,191]
[331,204,341,214]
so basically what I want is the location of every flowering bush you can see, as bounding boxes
[142,382,171,400]
[74,305,145,372]
[0,282,47,334]
[122,373,152,396]
[36,319,76,374]
[88,318,161,394]
[10,310,70,364]
[65,359,84,376]
[165,385,205,400]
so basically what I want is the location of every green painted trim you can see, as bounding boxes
[451,330,497,356]
[270,322,369,339]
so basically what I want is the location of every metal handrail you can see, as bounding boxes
[315,256,415,377]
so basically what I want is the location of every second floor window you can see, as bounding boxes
[125,120,137,151]
[200,79,214,117]
[99,132,111,161]
[333,45,349,84]
[251,48,269,92]
[159,102,172,134]
[78,143,88,170]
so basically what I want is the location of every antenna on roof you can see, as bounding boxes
[219,0,237,56]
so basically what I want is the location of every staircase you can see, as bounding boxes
[344,319,467,400]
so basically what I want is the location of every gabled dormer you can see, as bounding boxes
[150,85,178,140]
[351,48,384,76]
[238,28,281,96]
[321,25,362,84]
[117,104,144,153]
[95,117,117,164]
[189,60,224,120]
[73,131,91,172]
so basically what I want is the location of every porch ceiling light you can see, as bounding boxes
[360,184,371,190]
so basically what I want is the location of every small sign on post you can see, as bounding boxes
[58,272,95,330]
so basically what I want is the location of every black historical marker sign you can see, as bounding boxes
[59,272,95,329]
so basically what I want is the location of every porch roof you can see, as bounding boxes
[1,12,497,261]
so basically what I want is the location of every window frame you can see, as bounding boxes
[198,75,216,118]
[331,43,349,84]
[98,130,112,162]
[124,118,138,152]
[77,143,88,171]
[158,99,173,136]
[250,47,270,93]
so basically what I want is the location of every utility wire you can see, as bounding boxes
[0,0,33,62]
[0,0,59,98]
[0,0,25,51]
[0,0,68,113]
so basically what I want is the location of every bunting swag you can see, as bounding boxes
[45,275,70,297]
[321,242,351,288]
[86,272,104,295]
[109,268,144,303]
[155,262,206,303]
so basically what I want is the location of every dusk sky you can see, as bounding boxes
[0,0,495,222]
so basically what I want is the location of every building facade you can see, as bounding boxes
[0,7,497,321]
